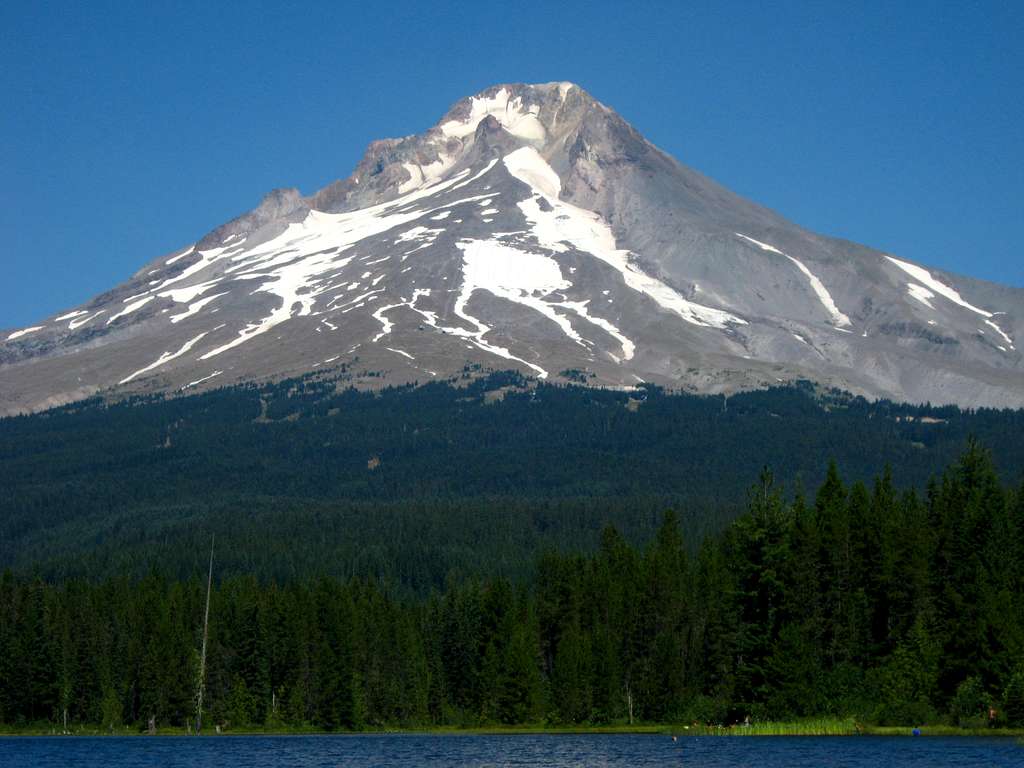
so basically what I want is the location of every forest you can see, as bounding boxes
[2,442,1022,732]
[2,372,1023,588]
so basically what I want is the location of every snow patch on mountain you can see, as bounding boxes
[734,234,785,256]
[455,238,638,364]
[181,370,223,390]
[107,296,155,325]
[885,256,990,317]
[907,283,936,309]
[195,166,496,360]
[171,292,229,324]
[372,302,402,342]
[458,239,585,348]
[159,280,220,305]
[54,310,88,322]
[121,329,216,384]
[441,88,547,143]
[735,234,851,328]
[506,148,745,330]
[69,311,104,330]
[155,244,238,295]
[885,255,1014,349]
[6,326,43,341]
[985,320,1015,350]
[165,245,195,266]
[786,255,852,328]
[552,299,635,363]
[400,156,456,194]
[449,281,549,379]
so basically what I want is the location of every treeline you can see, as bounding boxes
[3,372,1024,586]
[1,443,1022,730]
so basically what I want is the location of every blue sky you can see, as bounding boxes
[2,1,1022,328]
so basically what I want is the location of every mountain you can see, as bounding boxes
[2,82,1022,414]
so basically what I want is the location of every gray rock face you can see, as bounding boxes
[2,82,1022,414]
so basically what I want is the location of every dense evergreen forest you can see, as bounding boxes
[2,373,1022,587]
[2,443,1022,731]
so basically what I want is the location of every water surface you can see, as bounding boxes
[2,734,1021,767]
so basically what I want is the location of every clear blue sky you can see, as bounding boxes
[2,1,1022,328]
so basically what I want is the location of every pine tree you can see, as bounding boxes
[495,606,544,724]
[551,623,592,723]
[15,583,57,723]
[689,537,737,707]
[312,580,358,730]
[0,572,16,725]
[932,441,1006,698]
[727,472,789,710]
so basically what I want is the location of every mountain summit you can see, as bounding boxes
[2,82,1022,413]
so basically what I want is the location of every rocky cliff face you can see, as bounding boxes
[2,82,1021,414]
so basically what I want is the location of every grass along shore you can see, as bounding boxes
[3,719,1024,738]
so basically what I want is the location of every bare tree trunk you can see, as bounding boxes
[195,536,215,735]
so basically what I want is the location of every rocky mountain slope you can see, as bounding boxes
[2,82,1021,413]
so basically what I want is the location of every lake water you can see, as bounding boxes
[2,734,1021,767]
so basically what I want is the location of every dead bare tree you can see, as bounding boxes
[194,535,215,735]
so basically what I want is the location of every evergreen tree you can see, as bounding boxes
[551,623,592,723]
[726,470,789,711]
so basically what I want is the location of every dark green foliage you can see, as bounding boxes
[950,676,990,727]
[1002,665,1024,727]
[2,375,1023,589]
[1,447,1021,730]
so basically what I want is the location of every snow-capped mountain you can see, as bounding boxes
[2,82,1022,414]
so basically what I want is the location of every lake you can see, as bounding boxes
[2,734,1021,767]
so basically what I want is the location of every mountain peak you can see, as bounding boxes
[460,81,585,107]
[436,81,595,142]
[308,82,608,216]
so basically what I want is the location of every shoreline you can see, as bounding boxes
[2,723,1023,738]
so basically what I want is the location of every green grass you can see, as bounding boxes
[865,724,1024,737]
[678,718,859,736]
[4,719,1024,738]
[679,719,1024,737]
